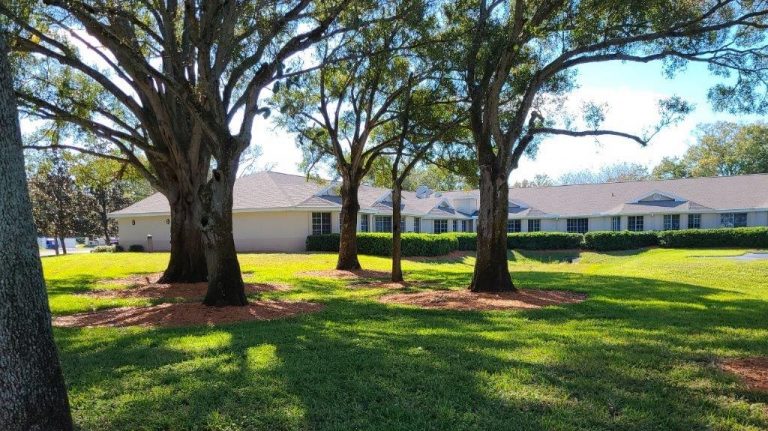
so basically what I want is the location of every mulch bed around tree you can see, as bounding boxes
[298,269,391,279]
[346,280,412,289]
[53,301,324,328]
[379,289,587,311]
[720,357,768,392]
[87,273,290,300]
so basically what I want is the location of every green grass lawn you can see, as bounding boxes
[44,249,768,430]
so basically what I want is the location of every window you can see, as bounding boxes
[374,215,392,232]
[628,216,644,232]
[414,217,421,233]
[663,214,680,231]
[312,212,332,235]
[360,214,369,232]
[400,217,406,232]
[721,212,748,228]
[434,219,448,234]
[528,219,541,232]
[507,219,522,233]
[611,216,621,231]
[462,220,474,232]
[452,220,458,232]
[468,219,474,232]
[567,218,589,233]
[688,214,701,229]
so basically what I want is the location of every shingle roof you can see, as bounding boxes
[112,171,768,218]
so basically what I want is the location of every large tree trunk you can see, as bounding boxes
[200,166,246,306]
[100,201,111,245]
[157,190,208,284]
[0,35,73,430]
[391,183,404,282]
[470,165,515,292]
[337,176,362,270]
[58,235,67,255]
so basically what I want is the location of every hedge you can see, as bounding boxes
[128,244,146,252]
[450,233,477,251]
[306,233,457,257]
[451,232,583,250]
[584,231,659,251]
[507,232,584,250]
[307,227,768,256]
[657,227,768,248]
[91,245,124,253]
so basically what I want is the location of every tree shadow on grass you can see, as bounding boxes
[53,270,768,430]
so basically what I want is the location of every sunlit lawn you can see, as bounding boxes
[44,248,768,430]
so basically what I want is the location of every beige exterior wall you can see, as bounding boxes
[232,211,317,252]
[116,215,172,251]
[118,209,768,253]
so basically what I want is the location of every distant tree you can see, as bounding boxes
[376,74,464,282]
[71,154,152,245]
[276,1,432,271]
[27,151,95,255]
[0,32,72,431]
[652,157,691,180]
[366,159,472,191]
[512,174,555,188]
[653,122,768,179]
[558,163,650,185]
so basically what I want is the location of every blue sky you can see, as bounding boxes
[256,60,761,182]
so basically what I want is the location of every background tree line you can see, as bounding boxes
[25,149,151,254]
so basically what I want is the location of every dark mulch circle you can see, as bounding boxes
[87,282,288,300]
[87,273,289,300]
[720,357,768,392]
[346,280,412,290]
[379,289,587,311]
[298,269,391,279]
[53,301,324,328]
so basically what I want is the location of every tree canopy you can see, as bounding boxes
[653,122,768,179]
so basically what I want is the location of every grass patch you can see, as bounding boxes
[44,249,768,430]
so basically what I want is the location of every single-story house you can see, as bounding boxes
[111,171,768,252]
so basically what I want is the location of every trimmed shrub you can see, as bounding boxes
[507,232,583,250]
[91,245,117,253]
[584,231,659,251]
[305,233,340,252]
[450,233,477,251]
[128,244,146,252]
[306,233,458,257]
[658,227,768,248]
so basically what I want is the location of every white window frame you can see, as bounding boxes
[374,215,392,232]
[433,219,448,234]
[312,212,332,235]
[611,216,621,231]
[687,214,701,229]
[527,219,541,232]
[507,219,522,233]
[721,212,747,228]
[566,218,589,233]
[663,214,680,231]
[628,216,644,232]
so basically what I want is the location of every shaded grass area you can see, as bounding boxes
[44,249,768,430]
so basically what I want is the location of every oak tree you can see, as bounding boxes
[0,32,72,431]
[443,0,768,292]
